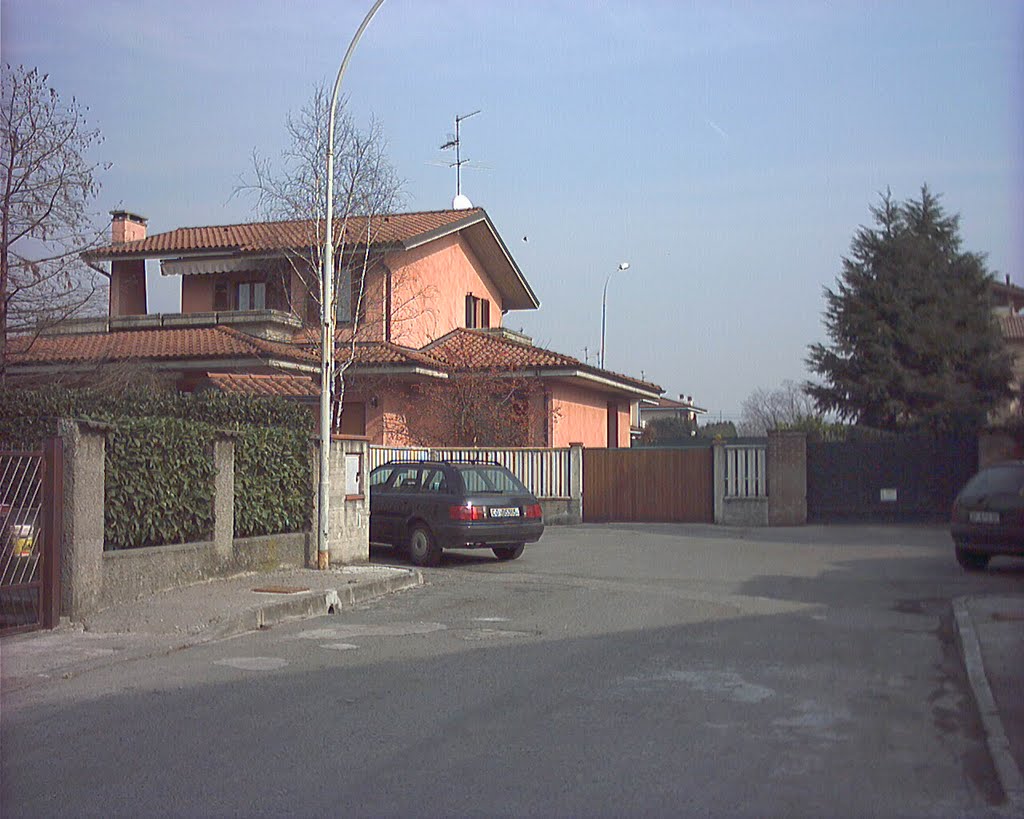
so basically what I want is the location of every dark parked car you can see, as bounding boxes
[369,460,544,566]
[950,461,1024,570]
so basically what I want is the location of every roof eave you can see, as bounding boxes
[8,356,317,376]
[399,210,487,251]
[470,366,660,399]
[348,364,448,379]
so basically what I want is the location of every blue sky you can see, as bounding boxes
[3,0,1022,420]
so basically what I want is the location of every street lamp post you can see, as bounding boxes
[318,0,387,570]
[599,261,629,370]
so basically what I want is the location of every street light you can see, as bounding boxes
[318,0,387,570]
[599,261,629,370]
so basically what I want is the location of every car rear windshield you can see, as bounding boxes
[960,465,1024,498]
[457,466,529,495]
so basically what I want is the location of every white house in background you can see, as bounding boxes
[635,394,708,435]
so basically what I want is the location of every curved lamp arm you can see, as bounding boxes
[599,262,630,370]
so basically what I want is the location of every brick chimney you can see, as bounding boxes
[108,210,149,317]
[110,210,148,244]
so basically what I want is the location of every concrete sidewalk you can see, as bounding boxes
[0,564,422,693]
[954,594,1024,810]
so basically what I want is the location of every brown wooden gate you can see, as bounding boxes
[1,439,63,636]
[583,447,714,522]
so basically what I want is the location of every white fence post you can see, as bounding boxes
[723,444,767,499]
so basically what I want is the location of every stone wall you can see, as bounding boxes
[310,435,370,565]
[767,431,807,526]
[58,420,360,621]
[97,534,308,612]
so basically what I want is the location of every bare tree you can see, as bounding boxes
[1,65,110,381]
[235,83,404,429]
[739,380,820,435]
[406,371,551,447]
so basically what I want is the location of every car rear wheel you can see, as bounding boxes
[955,543,990,571]
[408,524,441,567]
[492,543,525,561]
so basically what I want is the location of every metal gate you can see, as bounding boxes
[806,436,976,523]
[1,440,63,636]
[583,447,713,523]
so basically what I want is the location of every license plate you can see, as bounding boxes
[489,507,520,518]
[969,510,999,524]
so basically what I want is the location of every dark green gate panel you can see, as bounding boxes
[807,436,977,523]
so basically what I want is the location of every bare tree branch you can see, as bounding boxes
[739,380,819,436]
[1,64,110,382]
[234,83,407,428]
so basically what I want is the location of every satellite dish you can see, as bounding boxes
[452,193,474,210]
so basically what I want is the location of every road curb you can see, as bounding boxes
[952,596,1024,810]
[2,570,425,693]
[204,569,424,642]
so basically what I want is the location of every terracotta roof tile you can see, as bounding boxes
[8,326,316,366]
[424,329,661,393]
[1000,314,1024,341]
[205,372,318,398]
[9,323,659,396]
[341,342,445,369]
[88,209,483,259]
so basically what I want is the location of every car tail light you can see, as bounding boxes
[450,504,487,522]
[524,503,543,519]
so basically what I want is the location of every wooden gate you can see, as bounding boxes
[583,447,713,522]
[1,439,63,636]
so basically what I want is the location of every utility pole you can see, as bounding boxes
[318,0,387,570]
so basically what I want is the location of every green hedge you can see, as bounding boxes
[0,386,312,443]
[104,416,216,549]
[0,387,313,549]
[234,425,311,538]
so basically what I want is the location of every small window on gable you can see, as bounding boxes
[465,294,490,329]
[237,281,266,311]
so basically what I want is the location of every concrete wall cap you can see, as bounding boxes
[68,418,116,436]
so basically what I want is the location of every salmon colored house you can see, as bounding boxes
[10,208,661,447]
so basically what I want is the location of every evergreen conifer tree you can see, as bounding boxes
[806,186,1011,433]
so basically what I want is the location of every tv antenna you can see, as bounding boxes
[439,109,481,205]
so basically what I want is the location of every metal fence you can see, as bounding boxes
[1,441,62,635]
[723,444,767,498]
[369,446,572,499]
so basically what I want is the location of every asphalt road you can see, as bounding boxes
[3,524,1022,817]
